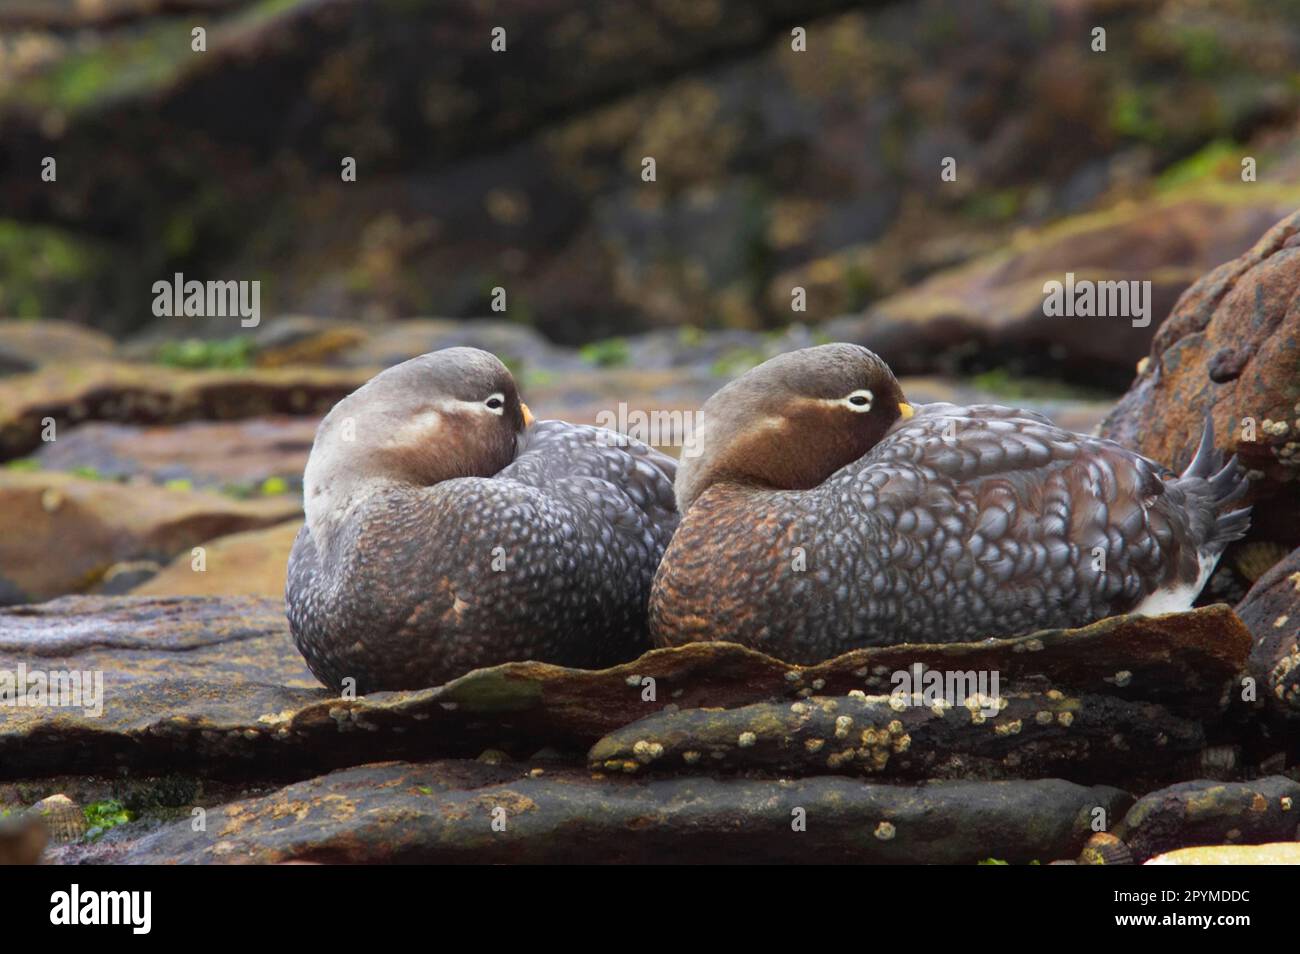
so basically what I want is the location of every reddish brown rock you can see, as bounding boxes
[0,472,300,603]
[1100,208,1300,549]
[130,520,302,598]
[587,691,1206,787]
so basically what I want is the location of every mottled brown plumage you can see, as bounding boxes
[651,344,1250,663]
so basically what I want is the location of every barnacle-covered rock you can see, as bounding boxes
[587,691,1205,786]
[1113,777,1300,862]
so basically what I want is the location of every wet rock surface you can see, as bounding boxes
[90,760,1128,865]
[30,417,317,492]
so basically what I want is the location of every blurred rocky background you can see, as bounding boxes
[0,0,1297,605]
[4,0,1300,605]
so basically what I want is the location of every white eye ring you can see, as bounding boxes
[484,392,506,415]
[843,389,874,412]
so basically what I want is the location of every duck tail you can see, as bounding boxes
[1178,416,1252,551]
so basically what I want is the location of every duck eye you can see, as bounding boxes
[844,389,874,412]
[484,393,505,414]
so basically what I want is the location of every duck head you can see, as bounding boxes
[303,347,532,547]
[676,343,912,511]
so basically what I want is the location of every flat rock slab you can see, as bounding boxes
[0,597,1251,780]
[1114,776,1300,862]
[29,416,318,491]
[102,760,1130,864]
[0,472,300,604]
[0,361,370,460]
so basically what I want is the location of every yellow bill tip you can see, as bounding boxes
[898,402,914,420]
[521,402,535,427]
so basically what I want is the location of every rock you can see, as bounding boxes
[1113,777,1300,862]
[131,521,302,598]
[1100,208,1300,550]
[0,595,328,778]
[0,472,300,604]
[0,320,114,375]
[0,361,369,461]
[329,319,585,373]
[28,416,317,492]
[587,691,1206,786]
[102,760,1129,864]
[826,194,1300,387]
[1147,843,1300,865]
[248,316,369,368]
[1234,545,1300,717]
[0,596,1249,779]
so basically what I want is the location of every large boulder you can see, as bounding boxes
[1100,209,1300,552]
[0,361,367,460]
